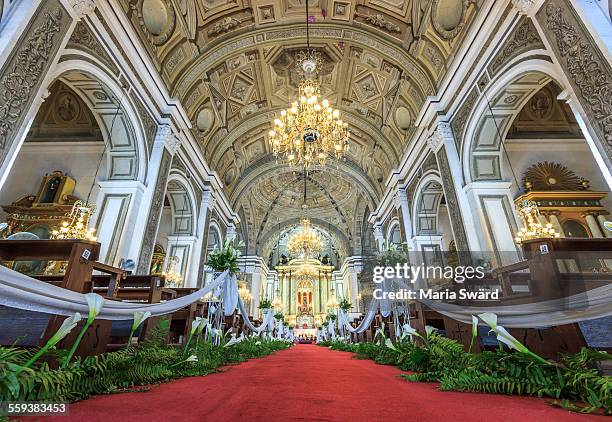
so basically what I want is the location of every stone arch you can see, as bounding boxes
[166,172,197,236]
[207,220,223,251]
[49,58,148,182]
[461,59,569,185]
[386,218,401,245]
[411,172,445,235]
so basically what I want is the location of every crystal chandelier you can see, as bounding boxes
[272,296,283,311]
[514,200,560,245]
[327,288,339,311]
[238,282,253,303]
[293,263,319,280]
[51,200,97,241]
[162,256,183,287]
[288,218,322,257]
[268,0,349,171]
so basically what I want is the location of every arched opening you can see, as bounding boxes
[150,176,197,286]
[463,67,612,264]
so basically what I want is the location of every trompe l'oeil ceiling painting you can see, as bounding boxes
[119,0,483,255]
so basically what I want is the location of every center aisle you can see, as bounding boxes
[50,344,597,421]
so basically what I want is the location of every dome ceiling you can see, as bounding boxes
[117,0,484,254]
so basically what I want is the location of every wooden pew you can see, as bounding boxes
[0,239,113,357]
[91,275,174,349]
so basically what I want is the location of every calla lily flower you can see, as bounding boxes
[385,338,397,351]
[126,311,152,349]
[55,313,82,342]
[63,295,105,368]
[425,326,437,337]
[132,311,151,332]
[20,313,82,371]
[469,315,479,353]
[84,293,104,323]
[185,355,198,362]
[479,313,549,365]
[191,317,204,332]
[402,324,422,338]
[224,333,243,347]
[478,312,498,333]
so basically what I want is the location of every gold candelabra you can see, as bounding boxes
[514,200,560,244]
[162,256,183,287]
[51,200,97,241]
[238,282,253,303]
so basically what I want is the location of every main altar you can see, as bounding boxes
[274,258,335,328]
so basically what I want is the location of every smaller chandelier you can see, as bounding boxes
[287,218,322,257]
[272,297,283,311]
[163,256,183,287]
[514,200,560,244]
[294,264,319,280]
[238,282,253,303]
[327,290,339,311]
[51,200,97,241]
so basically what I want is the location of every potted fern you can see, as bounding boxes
[338,298,352,312]
[258,298,272,310]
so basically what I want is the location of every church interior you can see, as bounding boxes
[0,0,611,420]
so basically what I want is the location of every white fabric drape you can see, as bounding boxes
[0,265,229,320]
[392,279,612,328]
[338,298,379,334]
[236,297,274,333]
[222,273,239,316]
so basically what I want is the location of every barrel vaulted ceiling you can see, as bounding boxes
[116,0,483,255]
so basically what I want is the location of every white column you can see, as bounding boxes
[249,270,262,318]
[428,122,483,251]
[597,214,612,238]
[126,126,178,264]
[373,223,385,251]
[585,213,604,238]
[546,212,565,237]
[344,257,362,313]
[395,188,416,250]
[186,189,214,287]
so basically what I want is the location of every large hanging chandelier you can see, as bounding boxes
[51,200,97,241]
[287,218,322,257]
[514,200,560,245]
[268,0,349,171]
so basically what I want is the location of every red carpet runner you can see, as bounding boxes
[40,345,599,421]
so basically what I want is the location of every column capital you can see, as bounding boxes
[68,0,96,19]
[510,0,540,15]
[394,187,408,208]
[155,125,182,155]
[201,189,216,209]
[427,122,452,153]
